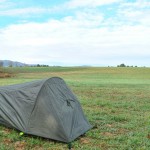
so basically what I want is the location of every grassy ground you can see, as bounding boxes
[0,67,150,150]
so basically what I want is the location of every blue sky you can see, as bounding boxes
[0,0,150,66]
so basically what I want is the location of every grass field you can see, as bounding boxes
[0,67,150,150]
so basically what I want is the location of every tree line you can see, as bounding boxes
[117,63,138,67]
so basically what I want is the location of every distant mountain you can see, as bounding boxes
[0,60,31,67]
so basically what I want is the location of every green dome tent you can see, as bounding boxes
[0,77,92,142]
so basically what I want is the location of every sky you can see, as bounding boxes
[0,0,150,66]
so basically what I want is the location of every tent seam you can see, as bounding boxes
[26,78,49,131]
[27,77,68,140]
[46,77,70,141]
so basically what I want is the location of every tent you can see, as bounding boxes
[0,77,92,143]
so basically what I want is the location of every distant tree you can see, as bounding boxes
[37,64,40,67]
[36,64,49,67]
[120,63,126,67]
[42,65,49,67]
[117,64,138,67]
[117,63,126,67]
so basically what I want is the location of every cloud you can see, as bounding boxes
[120,0,150,9]
[0,7,49,16]
[0,0,6,3]
[0,11,150,66]
[0,0,14,9]
[0,0,150,66]
[0,0,60,17]
[0,0,119,17]
[65,0,121,8]
[118,0,150,26]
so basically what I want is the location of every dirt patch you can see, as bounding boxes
[106,124,114,128]
[3,128,12,134]
[80,137,91,144]
[14,141,26,150]
[116,128,128,134]
[0,72,12,78]
[3,138,13,145]
[102,132,115,137]
[99,142,109,149]
[147,134,150,139]
[31,146,44,150]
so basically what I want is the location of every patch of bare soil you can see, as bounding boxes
[80,137,91,144]
[0,71,12,78]
[147,134,150,139]
[14,141,26,150]
[3,128,12,134]
[102,132,115,137]
[116,128,128,134]
[106,124,114,128]
[32,146,44,150]
[3,138,13,145]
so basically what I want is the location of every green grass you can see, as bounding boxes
[0,67,150,149]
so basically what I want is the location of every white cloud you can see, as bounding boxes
[0,0,13,9]
[0,0,120,17]
[0,7,53,16]
[0,0,7,2]
[120,0,150,9]
[0,0,150,66]
[66,0,121,8]
[0,13,150,66]
[116,0,150,27]
[0,0,120,18]
[121,10,150,26]
[0,0,61,17]
[62,10,104,28]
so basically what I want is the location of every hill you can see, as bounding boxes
[0,60,29,67]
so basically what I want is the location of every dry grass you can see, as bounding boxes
[0,71,12,78]
[0,67,14,78]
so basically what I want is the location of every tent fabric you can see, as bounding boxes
[0,77,92,142]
